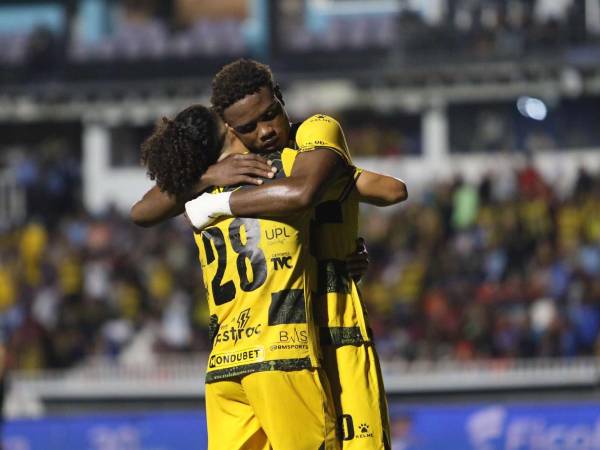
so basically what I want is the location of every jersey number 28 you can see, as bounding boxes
[201,218,267,305]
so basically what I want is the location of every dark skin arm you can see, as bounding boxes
[131,185,189,227]
[356,170,407,206]
[227,166,403,283]
[229,149,346,217]
[131,153,276,227]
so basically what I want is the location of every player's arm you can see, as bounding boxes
[229,149,346,217]
[130,154,276,227]
[184,115,352,228]
[227,115,353,217]
[130,185,187,227]
[184,150,346,229]
[356,170,407,206]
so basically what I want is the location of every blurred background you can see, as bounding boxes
[1,0,600,449]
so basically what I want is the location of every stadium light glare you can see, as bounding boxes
[516,96,548,121]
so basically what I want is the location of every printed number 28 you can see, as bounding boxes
[201,218,267,305]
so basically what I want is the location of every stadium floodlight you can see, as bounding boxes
[516,96,548,121]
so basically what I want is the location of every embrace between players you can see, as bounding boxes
[131,59,407,450]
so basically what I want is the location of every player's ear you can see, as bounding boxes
[274,85,285,106]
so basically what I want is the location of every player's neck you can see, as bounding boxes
[219,132,249,161]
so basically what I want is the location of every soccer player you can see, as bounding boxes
[133,60,406,450]
[136,104,338,450]
[185,59,405,450]
[131,117,277,227]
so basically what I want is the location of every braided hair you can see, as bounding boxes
[211,59,284,117]
[140,105,223,197]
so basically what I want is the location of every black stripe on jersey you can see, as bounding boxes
[314,200,343,224]
[205,357,312,383]
[320,326,364,346]
[338,172,358,204]
[269,289,307,325]
[208,314,220,344]
[317,259,351,295]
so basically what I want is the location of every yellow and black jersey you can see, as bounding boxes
[292,114,372,347]
[194,148,320,383]
[312,168,372,347]
[293,115,390,449]
[296,114,353,166]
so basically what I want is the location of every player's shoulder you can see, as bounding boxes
[295,114,345,147]
[294,114,351,164]
[297,114,342,132]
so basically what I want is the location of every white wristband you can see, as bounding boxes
[184,191,233,229]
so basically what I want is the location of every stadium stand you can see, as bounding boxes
[2,1,600,449]
[1,146,599,373]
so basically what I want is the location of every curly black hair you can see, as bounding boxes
[140,105,223,197]
[211,58,283,117]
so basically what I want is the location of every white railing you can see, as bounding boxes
[82,125,600,214]
[6,356,600,418]
[381,358,600,392]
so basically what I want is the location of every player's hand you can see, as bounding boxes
[203,153,277,187]
[185,192,232,230]
[346,237,369,282]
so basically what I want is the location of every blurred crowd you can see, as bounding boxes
[1,144,600,372]
[395,0,588,60]
[0,211,212,370]
[0,0,596,80]
[284,0,590,57]
[0,0,249,77]
[361,166,600,361]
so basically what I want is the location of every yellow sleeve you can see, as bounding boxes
[281,148,298,177]
[295,115,352,165]
[353,166,363,180]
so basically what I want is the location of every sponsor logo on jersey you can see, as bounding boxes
[338,416,374,441]
[237,308,250,329]
[264,226,291,241]
[271,256,293,270]
[310,115,333,123]
[208,347,264,369]
[356,423,374,439]
[214,308,262,345]
[300,140,328,149]
[269,328,309,352]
